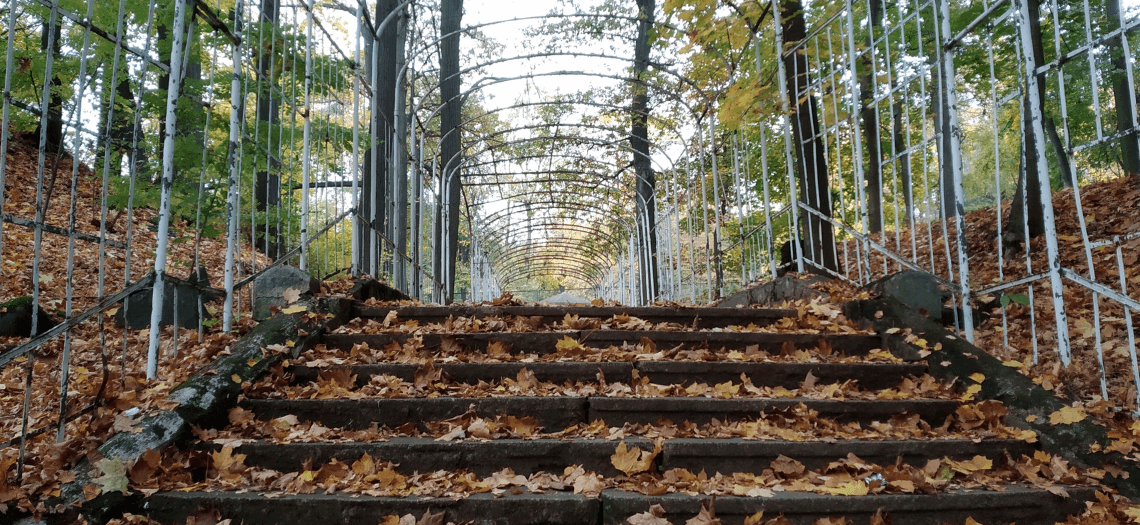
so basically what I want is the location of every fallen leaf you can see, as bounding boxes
[628,504,672,525]
[94,457,130,495]
[1050,406,1088,425]
[611,441,662,476]
[283,288,302,304]
[416,509,444,525]
[685,499,720,525]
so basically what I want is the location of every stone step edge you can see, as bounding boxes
[141,485,1096,525]
[353,304,800,322]
[236,397,962,432]
[193,437,1037,476]
[285,361,927,391]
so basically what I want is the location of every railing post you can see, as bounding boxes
[223,0,244,332]
[934,0,975,343]
[299,0,314,271]
[1016,0,1071,363]
[771,0,804,276]
[148,0,189,378]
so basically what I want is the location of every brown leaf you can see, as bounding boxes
[770,455,805,476]
[628,504,672,525]
[128,449,162,486]
[801,371,818,391]
[611,441,663,476]
[416,509,444,525]
[684,499,720,525]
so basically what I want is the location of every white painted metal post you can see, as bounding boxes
[937,0,975,343]
[1016,0,1070,361]
[351,7,362,276]
[771,0,803,275]
[224,0,245,332]
[299,1,314,271]
[148,0,189,379]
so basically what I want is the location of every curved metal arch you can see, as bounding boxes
[492,245,612,277]
[454,124,684,185]
[474,196,636,233]
[475,208,632,258]
[453,94,694,143]
[424,69,707,169]
[402,39,710,117]
[464,151,623,172]
[413,66,712,174]
[493,251,612,287]
[498,266,604,291]
[464,165,636,196]
[489,242,617,278]
[479,223,626,265]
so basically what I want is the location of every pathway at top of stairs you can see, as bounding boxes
[137,300,1096,525]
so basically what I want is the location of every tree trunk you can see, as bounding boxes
[361,0,399,276]
[95,74,136,181]
[934,60,956,219]
[631,0,659,303]
[781,0,837,273]
[860,0,883,234]
[393,8,410,291]
[36,17,63,154]
[1107,0,1140,176]
[254,0,282,258]
[892,96,914,227]
[1008,0,1051,242]
[439,0,463,302]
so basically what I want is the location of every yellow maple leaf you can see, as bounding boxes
[714,381,740,399]
[610,441,662,476]
[352,453,375,476]
[823,480,869,496]
[953,455,993,473]
[1050,406,1088,425]
[969,373,985,383]
[281,304,307,314]
[556,337,582,353]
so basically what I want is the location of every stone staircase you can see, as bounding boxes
[139,301,1094,525]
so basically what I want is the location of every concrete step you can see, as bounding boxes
[600,486,1095,525]
[320,331,887,355]
[353,304,799,329]
[286,361,929,390]
[143,485,1095,525]
[201,438,1034,477]
[144,491,597,525]
[237,397,961,431]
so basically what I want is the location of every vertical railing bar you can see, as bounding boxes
[1018,0,1070,363]
[0,0,20,269]
[772,0,803,277]
[1081,0,1104,141]
[148,0,189,378]
[758,125,777,279]
[299,0,314,271]
[58,0,98,441]
[731,133,746,288]
[224,0,245,333]
[1116,243,1140,412]
[939,0,975,340]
